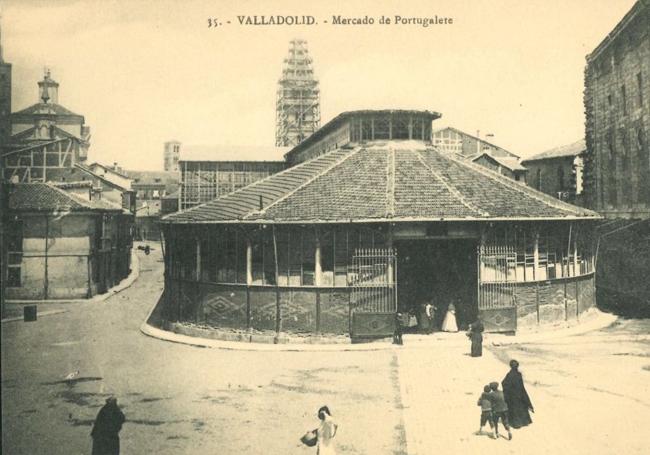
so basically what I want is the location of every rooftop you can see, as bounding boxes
[470,153,527,172]
[164,140,599,224]
[6,183,124,212]
[522,139,586,163]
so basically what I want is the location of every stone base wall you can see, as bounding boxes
[514,273,596,328]
[163,279,350,335]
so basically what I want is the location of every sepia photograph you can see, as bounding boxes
[1,0,649,454]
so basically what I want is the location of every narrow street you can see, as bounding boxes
[1,245,404,455]
[2,244,649,454]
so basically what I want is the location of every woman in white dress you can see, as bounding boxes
[441,302,459,332]
[316,406,338,455]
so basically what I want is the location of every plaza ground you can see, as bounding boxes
[2,243,649,454]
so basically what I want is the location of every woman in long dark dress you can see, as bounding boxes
[467,319,484,357]
[91,397,125,455]
[502,360,534,429]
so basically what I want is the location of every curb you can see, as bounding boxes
[487,309,618,346]
[4,250,140,306]
[139,322,397,352]
[1,309,68,323]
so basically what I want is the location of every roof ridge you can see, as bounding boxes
[385,148,396,218]
[246,147,361,219]
[438,148,596,217]
[414,150,489,217]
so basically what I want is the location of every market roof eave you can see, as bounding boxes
[160,214,602,225]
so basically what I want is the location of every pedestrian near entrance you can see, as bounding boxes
[488,382,512,440]
[441,302,458,332]
[91,397,125,455]
[467,318,485,357]
[502,359,534,428]
[316,406,338,455]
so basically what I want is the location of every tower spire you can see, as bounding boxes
[275,39,320,147]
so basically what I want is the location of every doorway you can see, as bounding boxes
[396,239,478,331]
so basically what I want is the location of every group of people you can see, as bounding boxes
[394,301,462,344]
[476,360,534,440]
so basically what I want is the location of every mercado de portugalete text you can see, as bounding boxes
[330,15,454,26]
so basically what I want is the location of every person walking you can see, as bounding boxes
[467,318,485,357]
[441,302,458,332]
[91,397,125,455]
[316,406,338,455]
[488,382,512,440]
[502,359,534,428]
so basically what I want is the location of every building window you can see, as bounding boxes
[637,73,643,106]
[536,169,542,191]
[557,166,565,191]
[621,85,627,115]
[607,94,612,107]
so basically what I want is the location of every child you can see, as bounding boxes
[477,384,495,437]
[489,382,512,440]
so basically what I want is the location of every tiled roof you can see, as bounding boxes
[163,141,600,224]
[7,183,123,212]
[470,153,527,171]
[523,139,586,162]
[12,102,83,118]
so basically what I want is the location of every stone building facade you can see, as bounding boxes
[0,24,11,143]
[584,0,650,218]
[522,140,585,205]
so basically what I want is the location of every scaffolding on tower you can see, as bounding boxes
[275,39,321,147]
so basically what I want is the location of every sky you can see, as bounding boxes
[1,0,639,170]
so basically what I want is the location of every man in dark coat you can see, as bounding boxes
[502,360,534,429]
[91,397,126,455]
[467,319,484,357]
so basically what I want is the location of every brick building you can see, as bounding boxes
[583,0,650,218]
[522,139,585,205]
[160,110,600,342]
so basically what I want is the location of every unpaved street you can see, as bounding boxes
[2,243,649,454]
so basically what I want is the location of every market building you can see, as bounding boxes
[159,110,600,340]
[3,182,133,300]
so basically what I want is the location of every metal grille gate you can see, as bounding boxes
[478,243,517,332]
[349,248,398,338]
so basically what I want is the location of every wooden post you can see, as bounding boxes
[246,237,253,285]
[195,237,201,282]
[533,229,539,281]
[272,225,281,338]
[315,231,322,287]
[573,227,579,276]
[44,215,49,300]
